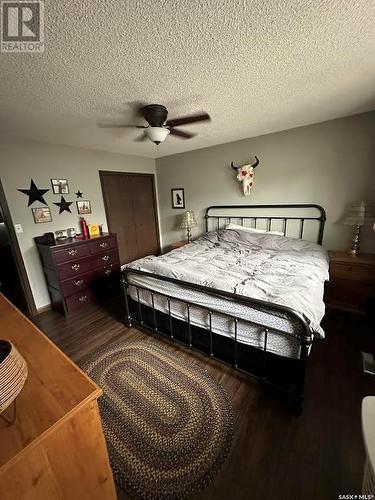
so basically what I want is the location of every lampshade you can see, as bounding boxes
[144,127,170,144]
[180,211,197,229]
[0,339,28,416]
[341,200,375,227]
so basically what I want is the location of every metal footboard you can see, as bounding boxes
[121,268,314,412]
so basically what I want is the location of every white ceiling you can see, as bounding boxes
[1,0,375,159]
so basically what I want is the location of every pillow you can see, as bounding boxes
[226,223,266,233]
[267,231,284,236]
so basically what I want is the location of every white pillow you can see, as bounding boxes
[267,231,284,236]
[226,223,266,233]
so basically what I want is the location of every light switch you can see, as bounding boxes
[14,224,23,234]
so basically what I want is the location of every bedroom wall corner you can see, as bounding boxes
[155,111,375,253]
[0,137,157,311]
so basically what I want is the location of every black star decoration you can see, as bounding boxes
[53,196,73,214]
[75,190,83,198]
[18,179,49,206]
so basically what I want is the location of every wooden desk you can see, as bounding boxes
[0,294,116,500]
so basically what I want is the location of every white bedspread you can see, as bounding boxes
[123,229,330,358]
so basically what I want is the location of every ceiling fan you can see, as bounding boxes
[101,104,211,145]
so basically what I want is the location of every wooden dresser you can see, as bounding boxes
[0,293,117,500]
[325,251,375,314]
[35,233,120,315]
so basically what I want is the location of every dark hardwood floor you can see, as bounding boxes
[34,296,375,500]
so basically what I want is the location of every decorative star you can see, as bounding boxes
[53,196,73,214]
[18,179,49,206]
[75,190,83,198]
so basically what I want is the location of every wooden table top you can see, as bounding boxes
[329,251,375,266]
[0,294,101,471]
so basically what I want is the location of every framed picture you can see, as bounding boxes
[171,188,185,209]
[51,178,69,194]
[32,207,52,224]
[55,229,68,240]
[76,200,92,214]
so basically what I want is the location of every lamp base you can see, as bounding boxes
[347,225,361,256]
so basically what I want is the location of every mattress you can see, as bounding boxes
[123,229,329,360]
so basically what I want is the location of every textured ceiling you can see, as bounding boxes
[1,0,375,158]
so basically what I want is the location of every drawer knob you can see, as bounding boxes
[74,279,84,286]
[71,264,80,270]
[105,269,112,275]
[100,242,108,248]
[102,255,110,261]
[68,249,78,256]
[78,295,87,302]
[348,266,352,271]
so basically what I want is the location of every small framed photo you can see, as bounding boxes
[55,229,68,240]
[171,188,185,209]
[32,207,53,224]
[76,200,92,214]
[51,179,69,194]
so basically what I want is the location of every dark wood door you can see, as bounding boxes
[100,172,160,265]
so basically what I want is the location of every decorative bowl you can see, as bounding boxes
[0,339,28,414]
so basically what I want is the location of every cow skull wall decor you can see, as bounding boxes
[230,156,260,196]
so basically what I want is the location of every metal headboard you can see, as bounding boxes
[205,204,326,245]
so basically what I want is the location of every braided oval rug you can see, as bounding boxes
[81,338,234,500]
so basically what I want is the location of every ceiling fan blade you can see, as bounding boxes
[169,128,195,139]
[166,112,210,128]
[134,133,147,142]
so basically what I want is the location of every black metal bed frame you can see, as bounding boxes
[121,204,326,413]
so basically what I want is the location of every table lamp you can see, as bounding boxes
[341,200,375,256]
[180,211,197,243]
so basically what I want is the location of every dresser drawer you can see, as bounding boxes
[57,258,92,280]
[93,250,119,269]
[65,289,95,314]
[330,262,374,283]
[60,272,95,297]
[89,237,116,254]
[95,264,120,280]
[54,245,90,263]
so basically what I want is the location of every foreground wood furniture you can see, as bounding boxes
[325,251,375,314]
[35,233,120,315]
[0,294,117,500]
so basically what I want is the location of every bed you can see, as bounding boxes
[121,204,328,412]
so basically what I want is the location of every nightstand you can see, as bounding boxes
[325,251,375,314]
[170,240,187,250]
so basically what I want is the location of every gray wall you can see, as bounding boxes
[156,112,375,252]
[0,138,156,310]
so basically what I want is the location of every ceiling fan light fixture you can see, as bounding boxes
[144,126,170,145]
